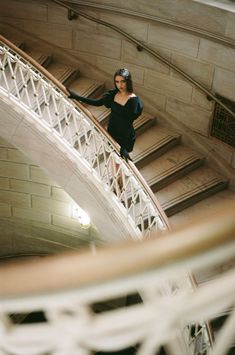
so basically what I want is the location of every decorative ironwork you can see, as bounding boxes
[211,94,235,147]
[0,39,168,239]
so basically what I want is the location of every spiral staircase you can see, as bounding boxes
[0,1,235,354]
[2,30,234,230]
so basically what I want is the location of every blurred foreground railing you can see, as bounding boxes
[0,203,234,355]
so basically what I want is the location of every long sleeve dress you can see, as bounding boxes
[69,89,143,153]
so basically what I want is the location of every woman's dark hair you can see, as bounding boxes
[114,68,133,92]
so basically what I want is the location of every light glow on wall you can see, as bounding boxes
[72,204,91,228]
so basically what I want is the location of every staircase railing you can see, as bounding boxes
[0,203,234,355]
[0,35,170,238]
[51,0,235,120]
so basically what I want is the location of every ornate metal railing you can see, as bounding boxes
[0,204,234,355]
[0,35,170,238]
[211,94,235,148]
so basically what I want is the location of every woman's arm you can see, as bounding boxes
[126,97,144,121]
[67,88,104,107]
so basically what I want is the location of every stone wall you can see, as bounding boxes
[0,0,234,178]
[0,136,98,257]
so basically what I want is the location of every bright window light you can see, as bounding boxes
[72,204,91,228]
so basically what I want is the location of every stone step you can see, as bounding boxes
[169,189,235,230]
[46,62,79,84]
[133,124,181,167]
[85,104,111,124]
[155,167,228,216]
[3,35,26,50]
[67,77,105,99]
[134,112,156,136]
[26,50,52,68]
[139,145,204,192]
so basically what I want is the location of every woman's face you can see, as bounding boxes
[115,75,127,93]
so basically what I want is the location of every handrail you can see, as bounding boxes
[66,0,235,49]
[51,0,235,120]
[0,201,234,297]
[0,35,170,235]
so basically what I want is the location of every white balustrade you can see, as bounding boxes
[0,39,168,238]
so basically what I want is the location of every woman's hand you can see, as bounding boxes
[66,87,77,99]
[120,147,133,162]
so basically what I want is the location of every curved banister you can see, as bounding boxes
[51,0,235,120]
[0,35,170,236]
[0,201,234,296]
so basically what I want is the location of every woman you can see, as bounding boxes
[67,68,143,162]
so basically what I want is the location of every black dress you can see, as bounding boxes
[68,89,143,152]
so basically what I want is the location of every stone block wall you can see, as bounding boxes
[0,136,97,257]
